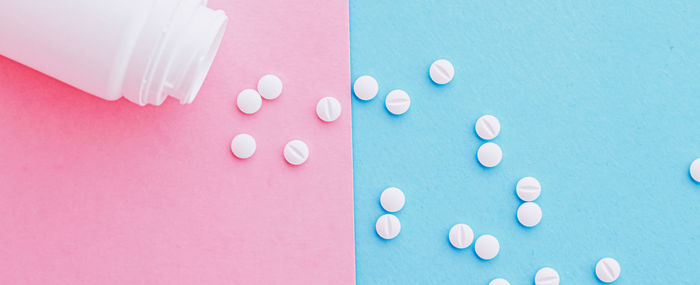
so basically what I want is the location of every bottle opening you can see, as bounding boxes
[119,0,228,106]
[161,5,228,105]
[178,9,228,104]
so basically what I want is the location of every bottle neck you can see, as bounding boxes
[123,0,227,106]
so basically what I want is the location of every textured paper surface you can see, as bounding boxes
[350,0,699,283]
[0,0,353,284]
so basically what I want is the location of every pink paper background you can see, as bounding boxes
[0,0,354,284]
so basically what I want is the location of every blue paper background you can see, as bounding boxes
[350,1,700,284]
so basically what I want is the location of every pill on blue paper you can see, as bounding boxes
[380,187,405,212]
[475,115,500,140]
[231,134,256,159]
[691,158,700,183]
[477,142,502,167]
[316,96,342,122]
[517,202,542,227]
[489,278,510,285]
[595,257,621,283]
[535,267,560,285]
[448,224,474,249]
[385,90,410,115]
[516,177,541,201]
[429,59,454,85]
[353,75,379,101]
[474,234,499,260]
[376,214,401,239]
[283,140,309,166]
[257,74,283,100]
[237,89,262,115]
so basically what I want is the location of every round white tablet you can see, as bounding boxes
[230,134,256,159]
[429,59,454,85]
[477,142,502,167]
[596,257,621,283]
[283,140,309,166]
[535,267,560,285]
[690,158,700,183]
[448,224,474,249]
[237,89,262,115]
[516,177,541,201]
[353,75,379,101]
[257,74,283,100]
[475,115,501,140]
[385,90,410,115]
[380,187,405,212]
[489,278,510,285]
[316,96,342,122]
[376,214,401,239]
[474,234,499,260]
[517,202,542,227]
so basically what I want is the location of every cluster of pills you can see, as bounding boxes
[529,257,621,284]
[474,115,503,167]
[353,75,410,115]
[363,59,624,284]
[231,74,342,165]
[515,177,543,227]
[236,74,283,115]
[448,223,500,260]
[375,187,405,239]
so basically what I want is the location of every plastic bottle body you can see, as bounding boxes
[0,0,228,105]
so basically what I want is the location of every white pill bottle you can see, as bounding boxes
[0,0,227,106]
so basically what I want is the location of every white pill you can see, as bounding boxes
[517,202,542,227]
[489,278,510,285]
[475,115,501,140]
[385,90,410,115]
[283,140,309,166]
[429,59,455,85]
[477,142,502,167]
[380,187,405,212]
[376,214,401,239]
[596,257,621,283]
[474,234,499,260]
[230,134,256,159]
[316,96,342,122]
[448,224,474,249]
[257,74,283,100]
[353,75,379,101]
[535,267,560,285]
[516,177,541,201]
[691,158,700,183]
[237,89,262,115]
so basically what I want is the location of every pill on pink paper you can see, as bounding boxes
[231,134,256,159]
[316,96,342,122]
[257,74,283,100]
[237,89,262,115]
[284,140,309,166]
